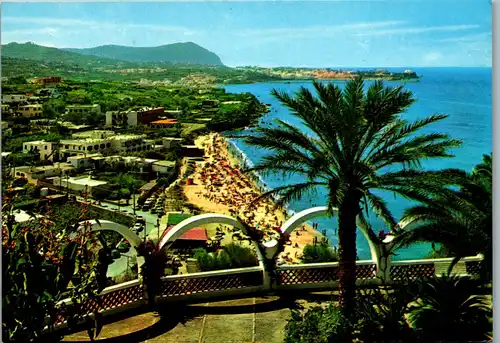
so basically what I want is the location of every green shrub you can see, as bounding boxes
[284,304,352,343]
[301,243,338,263]
[354,283,416,342]
[193,248,216,271]
[408,274,492,342]
[194,244,257,271]
[224,243,258,267]
[216,250,232,270]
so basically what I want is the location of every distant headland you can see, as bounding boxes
[235,66,420,81]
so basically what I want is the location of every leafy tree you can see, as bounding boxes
[6,75,27,84]
[2,195,110,342]
[67,89,91,104]
[242,77,460,315]
[396,154,492,279]
[43,99,66,118]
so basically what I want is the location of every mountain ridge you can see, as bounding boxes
[62,42,224,66]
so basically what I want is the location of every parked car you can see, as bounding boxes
[136,216,146,225]
[133,223,144,232]
[151,208,157,214]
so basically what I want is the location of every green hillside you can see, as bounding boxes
[1,42,280,84]
[1,42,127,67]
[63,42,224,66]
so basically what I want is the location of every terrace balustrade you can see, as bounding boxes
[49,208,485,330]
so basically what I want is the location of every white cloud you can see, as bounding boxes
[422,51,444,65]
[356,24,480,37]
[2,16,198,35]
[236,21,405,38]
[437,31,491,43]
[4,27,60,37]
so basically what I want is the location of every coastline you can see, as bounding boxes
[183,133,321,263]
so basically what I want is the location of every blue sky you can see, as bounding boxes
[2,1,491,67]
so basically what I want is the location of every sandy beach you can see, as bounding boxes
[182,133,320,263]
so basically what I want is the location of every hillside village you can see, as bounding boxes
[1,74,269,281]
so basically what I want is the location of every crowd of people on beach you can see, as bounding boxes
[188,134,301,261]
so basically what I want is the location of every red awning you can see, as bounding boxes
[162,225,208,241]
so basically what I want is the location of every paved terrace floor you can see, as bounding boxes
[62,295,325,343]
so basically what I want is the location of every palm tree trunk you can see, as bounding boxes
[337,192,360,317]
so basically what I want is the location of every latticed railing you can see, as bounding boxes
[277,265,339,285]
[465,260,482,276]
[50,256,484,328]
[54,281,144,325]
[276,262,377,285]
[160,269,263,297]
[356,263,377,280]
[390,263,436,280]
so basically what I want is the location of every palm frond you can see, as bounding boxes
[250,181,327,210]
[365,191,397,228]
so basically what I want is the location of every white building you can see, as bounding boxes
[2,94,27,104]
[23,141,55,160]
[66,153,103,169]
[18,104,43,118]
[65,104,101,116]
[152,160,176,175]
[110,134,152,153]
[60,138,112,154]
[51,175,107,196]
[14,163,75,182]
[72,130,116,140]
[105,110,138,127]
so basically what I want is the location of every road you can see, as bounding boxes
[80,197,170,278]
[75,195,169,278]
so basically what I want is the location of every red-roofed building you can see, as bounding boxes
[150,119,178,128]
[138,107,165,125]
[161,225,208,250]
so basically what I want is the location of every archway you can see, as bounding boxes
[280,206,379,263]
[158,213,266,273]
[77,220,144,273]
[158,213,247,250]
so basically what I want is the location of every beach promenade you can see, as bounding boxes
[182,133,320,263]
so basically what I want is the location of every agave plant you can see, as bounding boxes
[136,240,168,309]
[354,280,417,343]
[2,193,108,342]
[408,273,492,342]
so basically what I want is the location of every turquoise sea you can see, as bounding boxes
[223,67,492,260]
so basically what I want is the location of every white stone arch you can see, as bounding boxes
[158,213,247,250]
[78,220,144,272]
[158,213,267,277]
[281,206,379,262]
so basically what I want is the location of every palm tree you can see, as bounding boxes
[241,77,461,315]
[396,154,492,279]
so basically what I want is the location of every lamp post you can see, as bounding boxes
[132,189,136,215]
[156,218,160,243]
